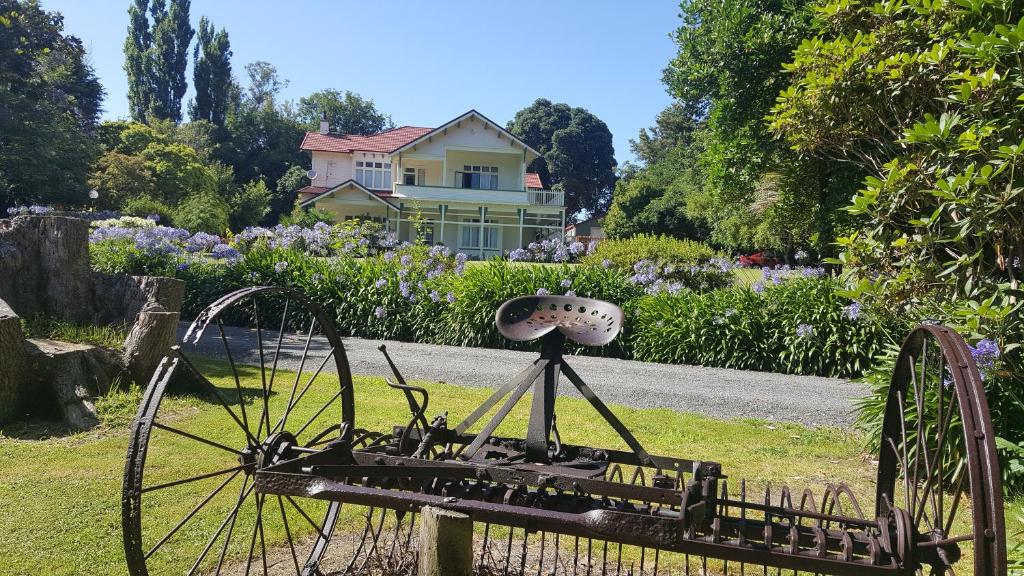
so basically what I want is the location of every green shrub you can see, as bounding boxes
[173,193,230,234]
[279,202,335,227]
[122,196,174,225]
[631,277,891,377]
[582,234,720,269]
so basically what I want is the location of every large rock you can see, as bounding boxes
[0,299,27,423]
[22,339,123,430]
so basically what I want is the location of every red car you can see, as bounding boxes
[739,251,782,267]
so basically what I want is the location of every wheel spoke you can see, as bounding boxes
[151,421,243,456]
[294,390,341,441]
[188,477,254,576]
[285,495,332,541]
[253,296,272,439]
[144,468,242,559]
[275,318,317,434]
[277,495,302,575]
[217,318,253,438]
[142,463,250,494]
[176,349,263,449]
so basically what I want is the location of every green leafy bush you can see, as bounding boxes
[631,277,891,377]
[122,196,174,225]
[173,193,230,234]
[582,234,720,269]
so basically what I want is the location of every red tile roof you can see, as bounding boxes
[296,185,329,200]
[300,126,433,154]
[525,172,543,189]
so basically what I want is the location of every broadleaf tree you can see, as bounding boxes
[507,98,617,217]
[296,89,393,135]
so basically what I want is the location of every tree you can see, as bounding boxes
[124,0,152,122]
[189,17,232,126]
[296,89,392,135]
[0,0,104,207]
[217,62,304,218]
[629,102,700,166]
[227,178,271,230]
[507,99,617,217]
[273,164,310,222]
[122,0,193,123]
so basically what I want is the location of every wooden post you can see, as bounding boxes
[418,506,473,576]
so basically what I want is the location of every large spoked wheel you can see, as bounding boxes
[123,286,355,575]
[876,325,1006,575]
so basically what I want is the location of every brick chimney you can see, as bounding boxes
[319,112,329,135]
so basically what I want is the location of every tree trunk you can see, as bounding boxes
[0,216,92,323]
[0,299,27,423]
[417,506,473,576]
[23,339,123,430]
[123,308,180,386]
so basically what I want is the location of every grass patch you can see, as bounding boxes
[0,358,1018,574]
[19,316,130,349]
[732,267,763,287]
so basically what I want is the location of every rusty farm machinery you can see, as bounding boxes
[122,286,1007,575]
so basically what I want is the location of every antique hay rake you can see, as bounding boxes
[122,286,1007,575]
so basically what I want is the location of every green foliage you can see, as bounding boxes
[771,0,1024,450]
[507,98,617,216]
[273,164,310,221]
[227,178,271,230]
[604,146,706,240]
[121,195,174,224]
[123,0,193,123]
[632,277,890,377]
[189,16,232,126]
[296,89,392,135]
[582,234,720,269]
[19,316,130,349]
[172,192,229,234]
[0,0,103,208]
[279,203,335,227]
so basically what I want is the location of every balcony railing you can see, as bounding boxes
[392,184,564,206]
[527,190,563,206]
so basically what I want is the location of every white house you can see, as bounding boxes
[297,109,565,259]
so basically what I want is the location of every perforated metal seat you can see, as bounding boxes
[495,295,624,347]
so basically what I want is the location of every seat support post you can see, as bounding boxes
[525,331,565,463]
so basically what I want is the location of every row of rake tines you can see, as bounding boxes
[323,477,868,576]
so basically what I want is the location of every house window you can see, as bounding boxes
[403,167,427,186]
[355,161,392,190]
[460,219,499,249]
[456,165,499,190]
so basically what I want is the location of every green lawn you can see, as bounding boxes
[0,359,1018,574]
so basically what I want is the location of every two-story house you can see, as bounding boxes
[297,109,565,259]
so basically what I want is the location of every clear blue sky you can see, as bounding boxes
[43,0,681,164]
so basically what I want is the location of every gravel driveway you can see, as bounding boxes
[177,323,865,428]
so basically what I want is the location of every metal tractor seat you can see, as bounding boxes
[495,295,625,347]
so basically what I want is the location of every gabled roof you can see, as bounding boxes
[565,212,606,231]
[391,109,542,157]
[300,126,433,154]
[299,179,397,209]
[525,172,543,189]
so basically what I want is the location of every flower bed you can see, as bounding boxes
[83,219,895,378]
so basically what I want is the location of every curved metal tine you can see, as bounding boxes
[175,348,263,449]
[385,509,406,567]
[479,522,491,569]
[216,318,253,437]
[252,296,272,439]
[943,460,968,536]
[553,532,561,576]
[293,389,342,441]
[343,507,376,575]
[918,356,959,529]
[536,531,546,576]
[519,530,530,576]
[188,477,254,576]
[602,541,608,576]
[274,318,318,434]
[504,527,516,576]
[586,538,593,576]
[214,478,257,574]
[353,507,389,575]
[144,468,243,559]
[614,542,621,576]
[573,536,579,576]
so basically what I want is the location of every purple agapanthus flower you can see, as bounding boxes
[969,338,1000,378]
[601,259,613,269]
[796,323,814,338]
[374,278,387,289]
[374,306,386,319]
[560,278,572,288]
[536,288,550,296]
[844,302,862,321]
[274,261,288,273]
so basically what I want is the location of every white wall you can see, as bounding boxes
[311,152,353,187]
